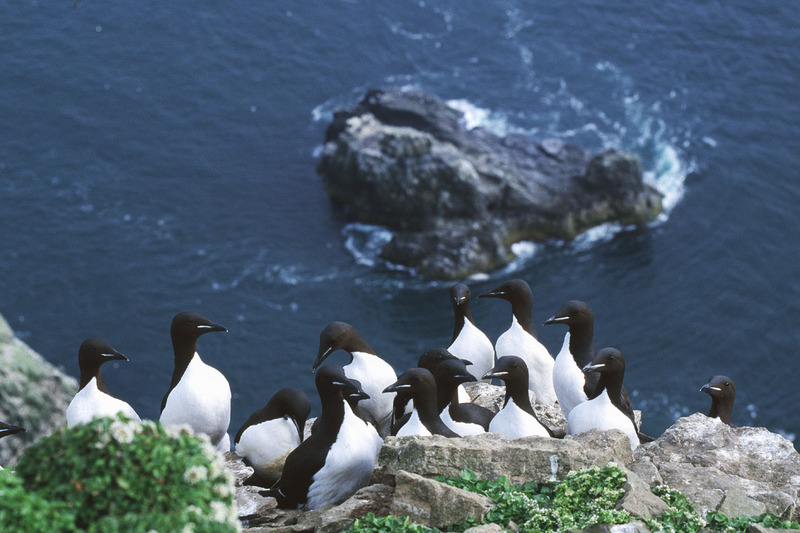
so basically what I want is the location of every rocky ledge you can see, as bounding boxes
[0,314,76,465]
[317,88,663,279]
[230,383,800,533]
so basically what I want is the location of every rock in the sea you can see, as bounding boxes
[318,87,663,279]
[632,413,800,519]
[0,314,77,465]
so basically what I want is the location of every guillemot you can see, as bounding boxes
[384,368,460,438]
[159,311,230,451]
[313,321,397,438]
[544,300,597,416]
[447,283,495,382]
[483,356,553,438]
[263,365,378,510]
[566,348,640,450]
[66,337,140,427]
[433,358,493,436]
[480,279,557,406]
[391,348,470,435]
[701,375,736,426]
[235,387,311,487]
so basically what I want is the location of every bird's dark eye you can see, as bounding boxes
[724,382,731,387]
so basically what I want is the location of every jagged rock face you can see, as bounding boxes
[632,413,800,519]
[318,88,663,279]
[0,314,77,465]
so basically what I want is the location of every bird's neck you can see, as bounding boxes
[511,304,537,338]
[451,304,472,343]
[505,377,535,416]
[709,398,733,425]
[568,323,593,365]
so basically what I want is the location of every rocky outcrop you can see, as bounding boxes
[232,383,800,532]
[317,88,663,279]
[0,314,77,465]
[631,413,800,519]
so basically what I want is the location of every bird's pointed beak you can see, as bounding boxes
[102,351,129,362]
[461,358,473,366]
[478,290,503,299]
[312,346,334,372]
[198,322,227,334]
[700,384,721,393]
[383,382,410,394]
[582,362,605,374]
[544,315,568,326]
[482,369,508,379]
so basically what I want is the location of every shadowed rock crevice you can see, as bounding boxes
[318,88,663,279]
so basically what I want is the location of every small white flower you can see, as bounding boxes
[181,525,194,533]
[184,465,208,484]
[210,501,229,523]
[186,505,202,516]
[109,421,136,444]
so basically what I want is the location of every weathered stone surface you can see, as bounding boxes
[390,470,493,528]
[577,521,652,533]
[616,467,670,519]
[464,524,507,533]
[318,87,663,279]
[0,314,77,465]
[632,414,800,519]
[373,430,634,487]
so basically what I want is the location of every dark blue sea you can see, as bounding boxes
[2,1,798,443]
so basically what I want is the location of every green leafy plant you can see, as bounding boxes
[13,415,238,532]
[348,512,440,532]
[0,468,76,532]
[437,464,631,533]
[645,486,800,533]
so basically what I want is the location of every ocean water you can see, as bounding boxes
[2,1,798,443]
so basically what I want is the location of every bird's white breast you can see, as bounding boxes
[344,351,397,434]
[160,354,231,446]
[552,332,588,416]
[488,398,549,439]
[66,378,140,427]
[566,390,639,450]
[495,318,557,405]
[235,417,300,479]
[440,404,483,436]
[306,403,378,510]
[448,319,495,382]
[395,408,432,438]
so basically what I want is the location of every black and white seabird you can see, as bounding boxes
[544,301,637,423]
[66,337,141,427]
[566,348,640,450]
[701,375,736,426]
[263,365,378,510]
[0,421,25,439]
[347,378,384,454]
[235,388,311,487]
[447,283,495,383]
[544,300,597,416]
[433,358,493,436]
[483,356,553,439]
[383,368,460,438]
[313,321,397,438]
[160,311,230,451]
[480,279,557,406]
[391,348,470,435]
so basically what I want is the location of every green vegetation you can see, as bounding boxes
[348,464,800,533]
[4,415,238,532]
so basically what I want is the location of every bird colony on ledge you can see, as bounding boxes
[1,279,736,511]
